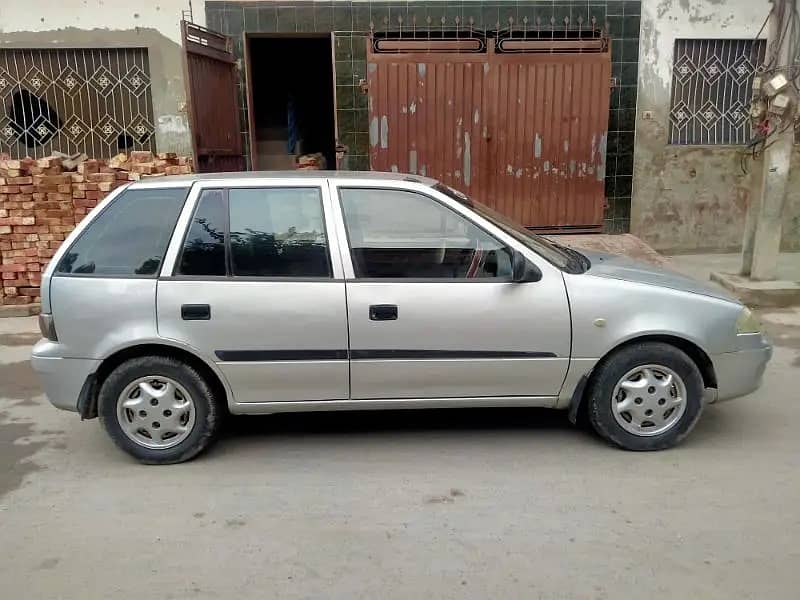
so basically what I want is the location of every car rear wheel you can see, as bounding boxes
[98,356,221,464]
[586,342,704,451]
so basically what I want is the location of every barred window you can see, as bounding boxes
[669,39,766,145]
[0,48,155,158]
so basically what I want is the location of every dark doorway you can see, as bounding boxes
[247,36,336,170]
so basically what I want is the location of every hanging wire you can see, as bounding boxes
[740,0,800,173]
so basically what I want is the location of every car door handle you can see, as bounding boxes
[181,304,211,320]
[369,304,398,321]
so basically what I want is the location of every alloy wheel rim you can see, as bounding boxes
[116,376,196,449]
[611,364,687,437]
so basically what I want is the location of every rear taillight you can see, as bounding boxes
[38,313,58,341]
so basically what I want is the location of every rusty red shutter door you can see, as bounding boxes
[367,45,490,198]
[367,36,611,231]
[488,44,611,230]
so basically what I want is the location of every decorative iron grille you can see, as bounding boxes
[365,12,605,37]
[669,39,766,145]
[371,27,606,55]
[0,48,155,159]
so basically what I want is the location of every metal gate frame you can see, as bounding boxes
[181,21,245,173]
[367,35,611,231]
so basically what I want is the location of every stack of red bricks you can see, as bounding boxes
[0,151,193,306]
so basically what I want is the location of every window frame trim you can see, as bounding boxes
[335,185,516,282]
[51,185,190,280]
[162,180,340,281]
[172,187,230,277]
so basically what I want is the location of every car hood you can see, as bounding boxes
[579,250,739,303]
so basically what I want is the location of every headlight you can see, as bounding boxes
[736,306,761,334]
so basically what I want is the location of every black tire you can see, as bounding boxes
[586,342,704,451]
[98,356,221,464]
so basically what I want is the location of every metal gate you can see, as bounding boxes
[182,21,244,172]
[367,35,611,231]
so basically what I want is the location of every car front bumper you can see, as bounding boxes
[711,333,773,402]
[31,340,100,412]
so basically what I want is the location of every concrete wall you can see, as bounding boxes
[787,147,800,249]
[0,0,205,156]
[632,0,800,253]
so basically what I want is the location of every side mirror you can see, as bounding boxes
[511,250,542,283]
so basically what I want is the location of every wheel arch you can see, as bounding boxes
[80,343,231,419]
[568,333,717,424]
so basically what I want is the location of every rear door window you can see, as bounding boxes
[175,186,331,278]
[55,187,188,277]
[228,188,330,278]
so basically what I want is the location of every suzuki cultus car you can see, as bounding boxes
[32,172,771,463]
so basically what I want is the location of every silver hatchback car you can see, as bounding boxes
[31,172,771,463]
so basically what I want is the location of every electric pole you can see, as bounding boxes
[741,0,797,280]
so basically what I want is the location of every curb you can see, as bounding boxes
[710,272,800,308]
[0,303,41,318]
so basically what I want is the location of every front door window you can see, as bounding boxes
[339,188,512,279]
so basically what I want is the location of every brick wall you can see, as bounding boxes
[0,152,192,306]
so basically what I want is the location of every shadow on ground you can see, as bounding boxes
[220,407,577,440]
[215,402,741,451]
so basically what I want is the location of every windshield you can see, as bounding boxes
[433,183,589,273]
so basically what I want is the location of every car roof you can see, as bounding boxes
[129,170,439,188]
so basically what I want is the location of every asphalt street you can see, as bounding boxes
[1,311,799,599]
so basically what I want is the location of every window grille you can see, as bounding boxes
[669,39,765,145]
[0,48,155,158]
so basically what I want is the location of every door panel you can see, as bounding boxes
[182,21,244,172]
[488,54,610,230]
[215,362,348,404]
[367,36,611,230]
[157,181,349,405]
[350,356,567,400]
[157,280,349,403]
[346,280,570,399]
[368,56,488,191]
[335,184,572,400]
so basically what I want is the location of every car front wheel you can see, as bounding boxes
[586,342,705,451]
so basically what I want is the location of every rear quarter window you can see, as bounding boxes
[56,187,188,277]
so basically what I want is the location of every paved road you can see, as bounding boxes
[1,312,799,600]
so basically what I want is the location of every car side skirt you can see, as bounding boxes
[229,396,557,414]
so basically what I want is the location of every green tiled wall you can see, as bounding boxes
[207,0,641,232]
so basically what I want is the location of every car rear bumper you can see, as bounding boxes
[31,340,100,412]
[712,335,772,402]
